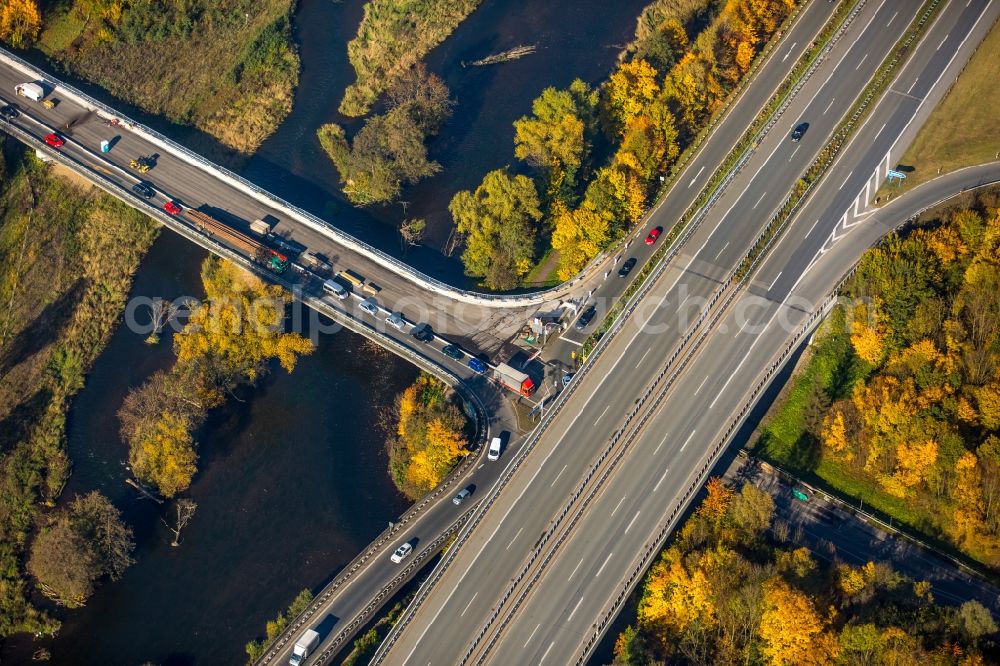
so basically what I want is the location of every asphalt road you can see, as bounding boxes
[375,1,1000,664]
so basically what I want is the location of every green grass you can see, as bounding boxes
[878,17,1000,199]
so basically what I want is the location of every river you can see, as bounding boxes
[2,0,650,662]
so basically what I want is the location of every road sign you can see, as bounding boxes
[887,169,907,181]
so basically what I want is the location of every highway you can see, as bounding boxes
[374,1,1000,664]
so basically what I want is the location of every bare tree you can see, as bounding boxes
[162,499,198,547]
[145,298,187,345]
[400,218,426,246]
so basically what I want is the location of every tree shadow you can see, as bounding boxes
[0,278,87,377]
[0,387,53,452]
[786,432,822,473]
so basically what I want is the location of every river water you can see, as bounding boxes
[2,0,650,663]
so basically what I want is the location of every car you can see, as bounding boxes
[358,297,378,316]
[562,372,574,388]
[389,542,413,564]
[322,279,348,300]
[644,226,662,245]
[575,305,597,331]
[0,104,18,119]
[411,322,433,342]
[618,257,637,277]
[790,122,809,142]
[441,344,464,361]
[131,181,155,199]
[44,133,65,148]
[385,312,406,331]
[468,357,487,374]
[487,437,502,461]
[163,201,182,215]
[452,486,474,505]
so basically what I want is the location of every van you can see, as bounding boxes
[322,279,348,300]
[338,270,364,287]
[487,437,502,461]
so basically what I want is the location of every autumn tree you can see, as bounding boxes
[0,0,41,48]
[28,492,134,607]
[758,578,839,665]
[604,59,660,135]
[449,168,542,290]
[551,205,611,280]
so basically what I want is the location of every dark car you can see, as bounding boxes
[468,357,487,374]
[644,227,662,245]
[790,122,809,142]
[618,257,637,277]
[575,305,597,331]
[131,181,155,199]
[411,323,434,342]
[441,344,464,361]
[0,104,18,119]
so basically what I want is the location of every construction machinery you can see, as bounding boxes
[129,155,154,173]
[186,209,289,274]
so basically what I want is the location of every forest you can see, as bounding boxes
[613,477,997,665]
[757,193,1000,570]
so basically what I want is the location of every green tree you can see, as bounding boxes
[449,168,542,290]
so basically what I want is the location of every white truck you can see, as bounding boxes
[14,82,44,102]
[289,628,320,666]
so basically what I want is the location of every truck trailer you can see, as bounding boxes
[14,82,44,102]
[289,628,320,666]
[186,209,289,274]
[493,362,535,397]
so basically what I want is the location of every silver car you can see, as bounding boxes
[385,311,406,330]
[390,542,413,563]
[359,297,378,316]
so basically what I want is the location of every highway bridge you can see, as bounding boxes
[1,0,998,662]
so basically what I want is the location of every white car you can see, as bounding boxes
[487,437,502,461]
[385,312,406,331]
[390,542,413,564]
[358,297,379,316]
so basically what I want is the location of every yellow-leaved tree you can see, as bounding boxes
[638,547,716,632]
[759,578,839,665]
[0,0,41,47]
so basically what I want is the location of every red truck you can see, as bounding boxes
[493,362,535,397]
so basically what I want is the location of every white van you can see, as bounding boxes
[322,279,348,300]
[487,437,502,461]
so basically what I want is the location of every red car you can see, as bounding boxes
[644,226,662,245]
[44,133,65,148]
[163,201,182,215]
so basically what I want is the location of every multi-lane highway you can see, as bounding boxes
[374,1,1000,663]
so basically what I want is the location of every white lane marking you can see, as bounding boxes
[782,42,797,62]
[768,271,783,291]
[506,527,523,550]
[560,336,583,347]
[654,468,670,492]
[714,241,730,260]
[540,641,556,664]
[634,347,652,369]
[567,596,586,622]
[550,464,568,487]
[687,165,705,188]
[594,405,610,425]
[855,52,869,71]
[804,218,821,238]
[872,122,887,142]
[906,77,919,95]
[886,10,898,26]
[460,592,479,617]
[596,551,614,577]
[624,510,641,534]
[611,495,627,517]
[680,430,697,452]
[709,297,788,410]
[568,556,585,581]
[788,144,800,161]
[523,624,541,648]
[839,172,851,190]
[937,35,948,51]
[694,376,709,395]
[753,192,767,209]
[653,433,669,456]
[823,97,836,115]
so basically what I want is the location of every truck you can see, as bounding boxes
[14,82,44,102]
[186,209,289,274]
[250,217,274,236]
[493,362,535,397]
[299,251,332,274]
[289,628,320,666]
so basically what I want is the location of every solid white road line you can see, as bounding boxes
[506,527,523,550]
[625,510,641,534]
[768,271,783,291]
[653,433,669,456]
[823,97,836,115]
[654,468,671,492]
[680,430,697,452]
[460,592,478,617]
[694,376,709,395]
[567,596,586,622]
[550,464,568,487]
[523,624,541,648]
[855,52,868,70]
[560,336,583,347]
[611,495,627,517]
[568,556,585,582]
[594,404,610,425]
[596,552,614,577]
[634,347,652,369]
[539,641,556,665]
